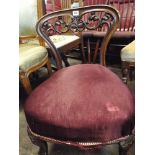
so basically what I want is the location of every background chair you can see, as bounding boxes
[24,5,134,155]
[83,0,135,65]
[19,0,52,95]
[104,0,135,65]
[121,40,135,83]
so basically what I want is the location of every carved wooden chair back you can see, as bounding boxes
[36,5,120,68]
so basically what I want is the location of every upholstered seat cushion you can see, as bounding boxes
[19,44,48,71]
[121,40,135,62]
[24,64,134,143]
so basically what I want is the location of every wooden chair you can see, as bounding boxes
[19,0,52,95]
[24,5,134,155]
[121,40,135,83]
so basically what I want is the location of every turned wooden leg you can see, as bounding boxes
[46,58,52,76]
[122,61,129,84]
[119,135,134,155]
[119,144,127,155]
[129,66,135,81]
[27,127,48,155]
[20,74,32,95]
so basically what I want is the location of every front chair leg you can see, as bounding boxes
[20,73,32,95]
[119,144,127,155]
[119,135,134,155]
[27,127,48,155]
[122,62,129,84]
[38,141,48,155]
[59,50,70,67]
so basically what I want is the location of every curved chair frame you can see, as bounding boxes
[24,5,135,155]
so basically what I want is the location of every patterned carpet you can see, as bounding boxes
[19,58,135,155]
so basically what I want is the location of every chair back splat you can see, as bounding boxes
[36,5,120,69]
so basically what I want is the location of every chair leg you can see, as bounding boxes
[129,66,134,81]
[119,135,134,155]
[122,61,129,84]
[119,144,127,155]
[20,74,32,95]
[27,128,48,155]
[60,51,70,67]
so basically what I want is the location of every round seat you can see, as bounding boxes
[24,64,134,143]
[19,44,48,71]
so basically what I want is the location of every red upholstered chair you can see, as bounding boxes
[24,5,134,155]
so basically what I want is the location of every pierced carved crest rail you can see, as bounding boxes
[36,5,120,68]
[42,10,115,35]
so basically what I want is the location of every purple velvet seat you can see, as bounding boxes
[24,64,134,143]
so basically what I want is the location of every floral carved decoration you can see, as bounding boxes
[41,11,114,35]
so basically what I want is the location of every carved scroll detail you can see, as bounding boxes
[42,11,114,35]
